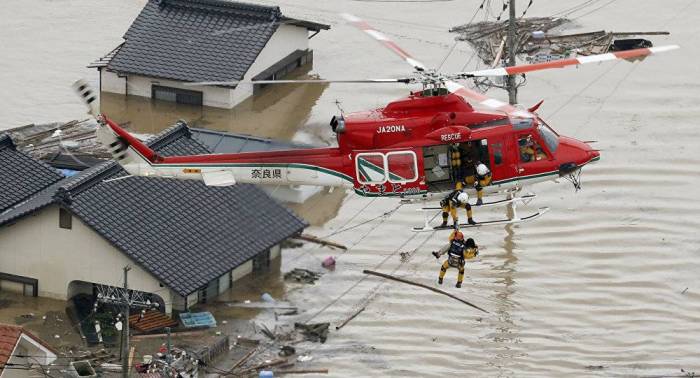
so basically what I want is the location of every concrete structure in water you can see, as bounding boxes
[89,0,329,109]
[0,126,307,314]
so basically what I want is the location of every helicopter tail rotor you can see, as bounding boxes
[72,79,99,116]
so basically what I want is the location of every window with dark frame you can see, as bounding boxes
[152,85,203,106]
[59,208,72,229]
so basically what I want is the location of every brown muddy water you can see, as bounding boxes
[1,0,700,376]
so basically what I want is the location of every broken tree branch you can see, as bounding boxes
[294,234,347,250]
[234,358,288,375]
[230,348,257,371]
[335,307,365,330]
[363,270,489,314]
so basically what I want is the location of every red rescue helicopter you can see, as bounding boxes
[75,14,677,230]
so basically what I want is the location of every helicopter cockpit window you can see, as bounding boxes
[537,124,559,152]
[518,134,547,162]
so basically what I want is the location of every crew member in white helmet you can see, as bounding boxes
[439,189,476,229]
[474,162,492,206]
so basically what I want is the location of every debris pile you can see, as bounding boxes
[450,17,570,66]
[450,17,669,66]
[284,268,323,284]
[7,119,110,161]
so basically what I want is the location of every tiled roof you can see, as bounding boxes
[0,324,21,372]
[106,0,327,83]
[0,134,64,214]
[0,323,56,373]
[0,124,307,297]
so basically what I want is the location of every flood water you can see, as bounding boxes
[2,0,700,376]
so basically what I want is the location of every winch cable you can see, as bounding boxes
[304,211,440,323]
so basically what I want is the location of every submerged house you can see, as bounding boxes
[90,0,329,108]
[0,125,307,314]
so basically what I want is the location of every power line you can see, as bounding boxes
[546,60,620,120]
[571,0,619,20]
[551,0,600,17]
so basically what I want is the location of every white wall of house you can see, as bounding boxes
[0,206,174,313]
[99,24,310,109]
[101,69,126,95]
[100,70,235,108]
[232,24,310,105]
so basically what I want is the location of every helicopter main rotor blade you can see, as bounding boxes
[341,13,427,72]
[445,80,534,118]
[452,45,680,78]
[184,78,413,86]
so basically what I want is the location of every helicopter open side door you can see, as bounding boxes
[353,149,426,197]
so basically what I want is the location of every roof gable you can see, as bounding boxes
[0,134,64,214]
[0,324,57,373]
[107,0,284,83]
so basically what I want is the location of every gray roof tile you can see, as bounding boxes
[0,134,64,214]
[0,125,307,296]
[108,0,283,83]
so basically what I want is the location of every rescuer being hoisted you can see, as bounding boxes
[439,189,476,229]
[432,230,479,288]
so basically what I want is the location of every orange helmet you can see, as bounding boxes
[453,231,464,240]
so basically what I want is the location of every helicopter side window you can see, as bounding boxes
[491,143,503,165]
[518,134,546,163]
[387,151,418,183]
[356,152,387,184]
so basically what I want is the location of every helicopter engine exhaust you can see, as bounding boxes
[330,115,346,133]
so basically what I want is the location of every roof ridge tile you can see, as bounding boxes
[0,134,14,150]
[160,0,282,21]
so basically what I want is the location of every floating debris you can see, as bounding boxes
[321,256,336,270]
[279,345,296,357]
[294,323,330,343]
[284,268,323,284]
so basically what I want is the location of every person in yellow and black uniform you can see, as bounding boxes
[474,162,492,206]
[519,135,537,162]
[439,189,476,229]
[432,230,479,288]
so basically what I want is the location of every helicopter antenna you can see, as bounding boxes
[334,99,346,115]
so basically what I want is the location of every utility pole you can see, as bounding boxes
[506,0,518,105]
[121,265,131,378]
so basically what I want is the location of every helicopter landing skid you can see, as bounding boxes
[412,207,550,232]
[416,193,536,210]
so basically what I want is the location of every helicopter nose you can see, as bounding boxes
[587,147,601,164]
[558,137,600,168]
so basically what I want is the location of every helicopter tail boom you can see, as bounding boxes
[97,115,353,188]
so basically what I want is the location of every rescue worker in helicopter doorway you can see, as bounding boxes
[432,230,479,288]
[473,162,492,205]
[440,189,476,228]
